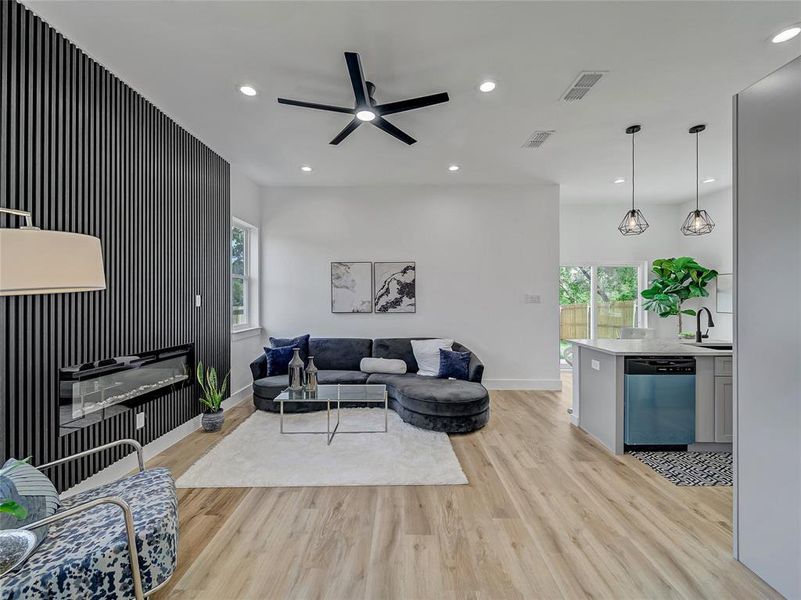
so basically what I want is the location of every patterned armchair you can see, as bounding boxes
[1,440,178,600]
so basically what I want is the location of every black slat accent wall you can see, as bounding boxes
[0,1,230,491]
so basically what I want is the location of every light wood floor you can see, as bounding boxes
[151,375,778,600]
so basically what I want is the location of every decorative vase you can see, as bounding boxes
[305,356,318,394]
[201,408,224,432]
[288,348,305,391]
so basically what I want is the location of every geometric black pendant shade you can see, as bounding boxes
[619,208,650,236]
[681,124,715,236]
[618,125,649,236]
[681,208,715,236]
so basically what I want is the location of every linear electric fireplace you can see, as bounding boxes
[59,344,194,435]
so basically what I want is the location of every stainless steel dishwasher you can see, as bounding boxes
[624,357,696,447]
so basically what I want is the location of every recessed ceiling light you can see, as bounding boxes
[300,165,312,172]
[479,81,496,93]
[702,177,716,184]
[356,110,376,122]
[613,177,626,184]
[772,26,801,44]
[239,85,257,97]
[448,164,460,172]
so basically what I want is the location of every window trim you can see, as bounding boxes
[231,217,259,334]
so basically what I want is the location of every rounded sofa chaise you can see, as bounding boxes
[250,337,489,433]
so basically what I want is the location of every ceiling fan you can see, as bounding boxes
[277,52,449,145]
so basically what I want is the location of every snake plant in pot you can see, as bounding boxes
[641,257,718,337]
[197,362,229,432]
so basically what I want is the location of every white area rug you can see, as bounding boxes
[176,408,468,488]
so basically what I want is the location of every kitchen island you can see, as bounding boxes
[570,339,733,455]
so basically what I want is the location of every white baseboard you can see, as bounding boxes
[484,379,563,391]
[62,385,252,498]
[227,384,253,406]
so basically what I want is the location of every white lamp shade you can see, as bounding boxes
[0,229,106,295]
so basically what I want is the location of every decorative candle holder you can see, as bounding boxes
[288,348,304,391]
[305,356,318,394]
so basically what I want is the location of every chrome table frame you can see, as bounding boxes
[278,384,388,445]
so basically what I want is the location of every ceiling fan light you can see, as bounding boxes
[618,209,649,236]
[356,110,376,122]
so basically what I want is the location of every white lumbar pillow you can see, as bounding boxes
[411,338,454,377]
[360,357,407,374]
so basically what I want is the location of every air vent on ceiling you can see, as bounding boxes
[522,130,555,149]
[562,71,607,101]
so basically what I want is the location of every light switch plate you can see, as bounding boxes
[591,359,601,371]
[524,294,541,304]
[195,294,202,308]
[136,412,145,429]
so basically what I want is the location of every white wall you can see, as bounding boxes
[734,56,800,599]
[230,166,267,397]
[560,202,681,266]
[560,192,733,340]
[260,184,561,390]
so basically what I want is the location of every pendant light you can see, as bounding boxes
[681,124,715,236]
[618,125,649,236]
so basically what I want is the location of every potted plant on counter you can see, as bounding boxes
[196,362,229,432]
[641,257,718,337]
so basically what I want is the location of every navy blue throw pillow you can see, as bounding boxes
[269,334,310,362]
[264,346,295,376]
[437,348,471,381]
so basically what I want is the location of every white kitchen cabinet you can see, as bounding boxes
[714,357,733,377]
[715,376,733,443]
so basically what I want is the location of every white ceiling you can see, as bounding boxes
[24,0,801,203]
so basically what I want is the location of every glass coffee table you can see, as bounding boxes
[275,384,388,445]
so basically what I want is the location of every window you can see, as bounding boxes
[560,262,646,366]
[231,218,258,331]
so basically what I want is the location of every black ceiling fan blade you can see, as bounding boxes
[277,98,354,114]
[374,92,449,116]
[344,52,370,107]
[330,119,361,145]
[373,117,416,145]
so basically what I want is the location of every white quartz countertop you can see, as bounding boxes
[569,339,733,356]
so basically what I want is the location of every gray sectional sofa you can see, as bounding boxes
[250,338,490,433]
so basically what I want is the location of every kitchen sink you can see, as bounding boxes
[686,342,733,350]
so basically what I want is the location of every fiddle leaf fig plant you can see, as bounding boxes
[641,257,718,336]
[196,362,229,414]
